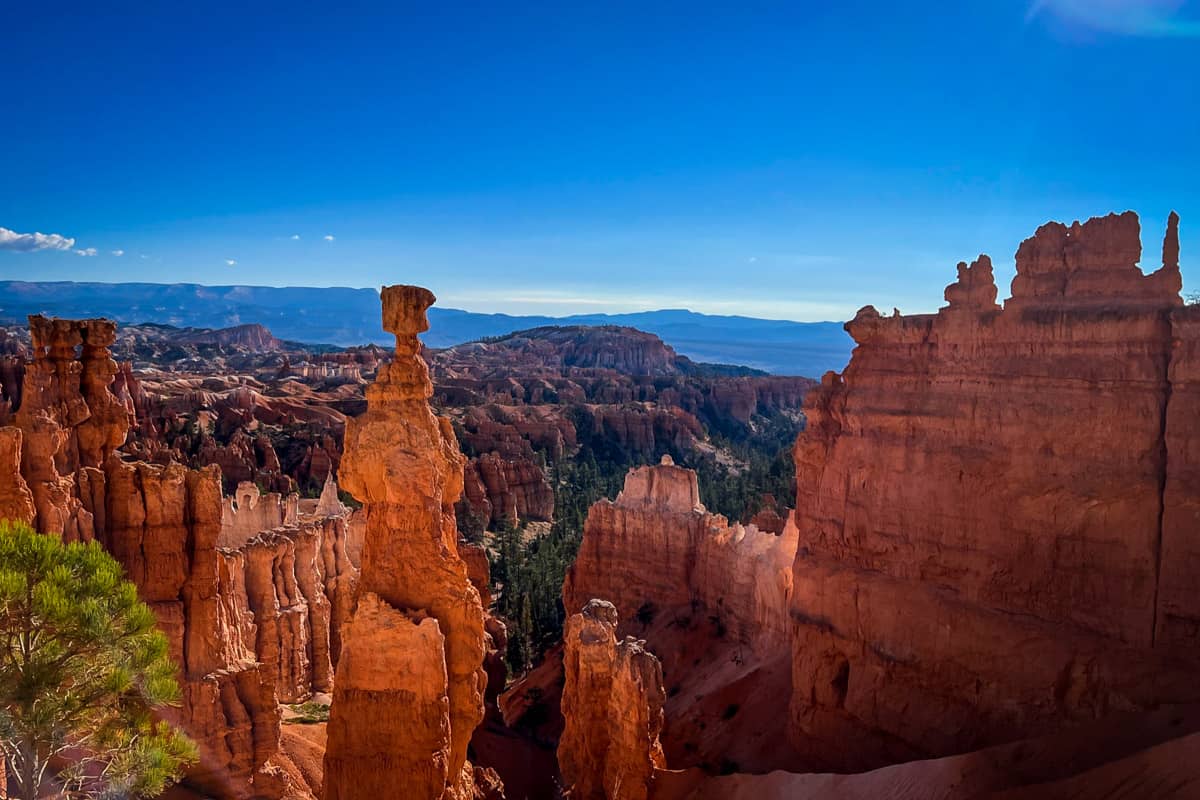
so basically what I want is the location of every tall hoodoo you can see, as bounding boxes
[787,212,1200,771]
[14,316,131,539]
[324,286,488,800]
[558,600,665,800]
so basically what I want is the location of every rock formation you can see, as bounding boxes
[559,457,799,773]
[558,599,666,800]
[787,211,1200,770]
[323,286,490,800]
[230,514,356,704]
[430,325,813,536]
[564,456,797,658]
[464,451,555,525]
[3,313,358,799]
[12,316,129,540]
[98,459,290,797]
[0,426,35,523]
[221,480,300,546]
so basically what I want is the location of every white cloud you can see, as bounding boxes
[1026,0,1200,36]
[139,254,148,260]
[74,247,98,257]
[0,226,76,252]
[290,234,301,240]
[111,249,125,256]
[323,234,335,241]
[225,258,237,266]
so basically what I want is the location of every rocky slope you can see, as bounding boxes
[430,325,813,533]
[652,703,1200,799]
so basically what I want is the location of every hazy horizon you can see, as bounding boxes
[2,2,1197,321]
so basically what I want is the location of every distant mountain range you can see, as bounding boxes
[0,280,853,376]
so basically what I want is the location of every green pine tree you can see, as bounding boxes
[0,519,197,800]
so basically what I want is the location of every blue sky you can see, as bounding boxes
[1,1,1197,320]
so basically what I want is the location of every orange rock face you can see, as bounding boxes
[465,451,555,525]
[558,599,665,800]
[234,516,356,703]
[564,456,797,659]
[5,313,357,799]
[787,211,1200,770]
[324,286,489,800]
[561,457,799,773]
[13,316,129,539]
[326,592,457,798]
[0,426,35,523]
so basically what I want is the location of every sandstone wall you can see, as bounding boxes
[92,457,290,797]
[463,451,555,525]
[563,456,797,657]
[787,211,1200,769]
[1158,298,1200,647]
[220,480,300,547]
[0,426,35,523]
[226,515,356,704]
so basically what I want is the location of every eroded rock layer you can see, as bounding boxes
[787,211,1200,770]
[558,600,666,800]
[560,457,799,773]
[323,286,491,800]
[5,314,358,799]
[564,456,797,659]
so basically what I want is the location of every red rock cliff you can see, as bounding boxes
[4,314,357,799]
[560,457,800,773]
[564,456,797,657]
[787,211,1200,770]
[323,286,491,800]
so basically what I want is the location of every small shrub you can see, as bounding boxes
[288,701,330,724]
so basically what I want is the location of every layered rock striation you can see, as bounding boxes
[323,286,491,800]
[787,211,1200,770]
